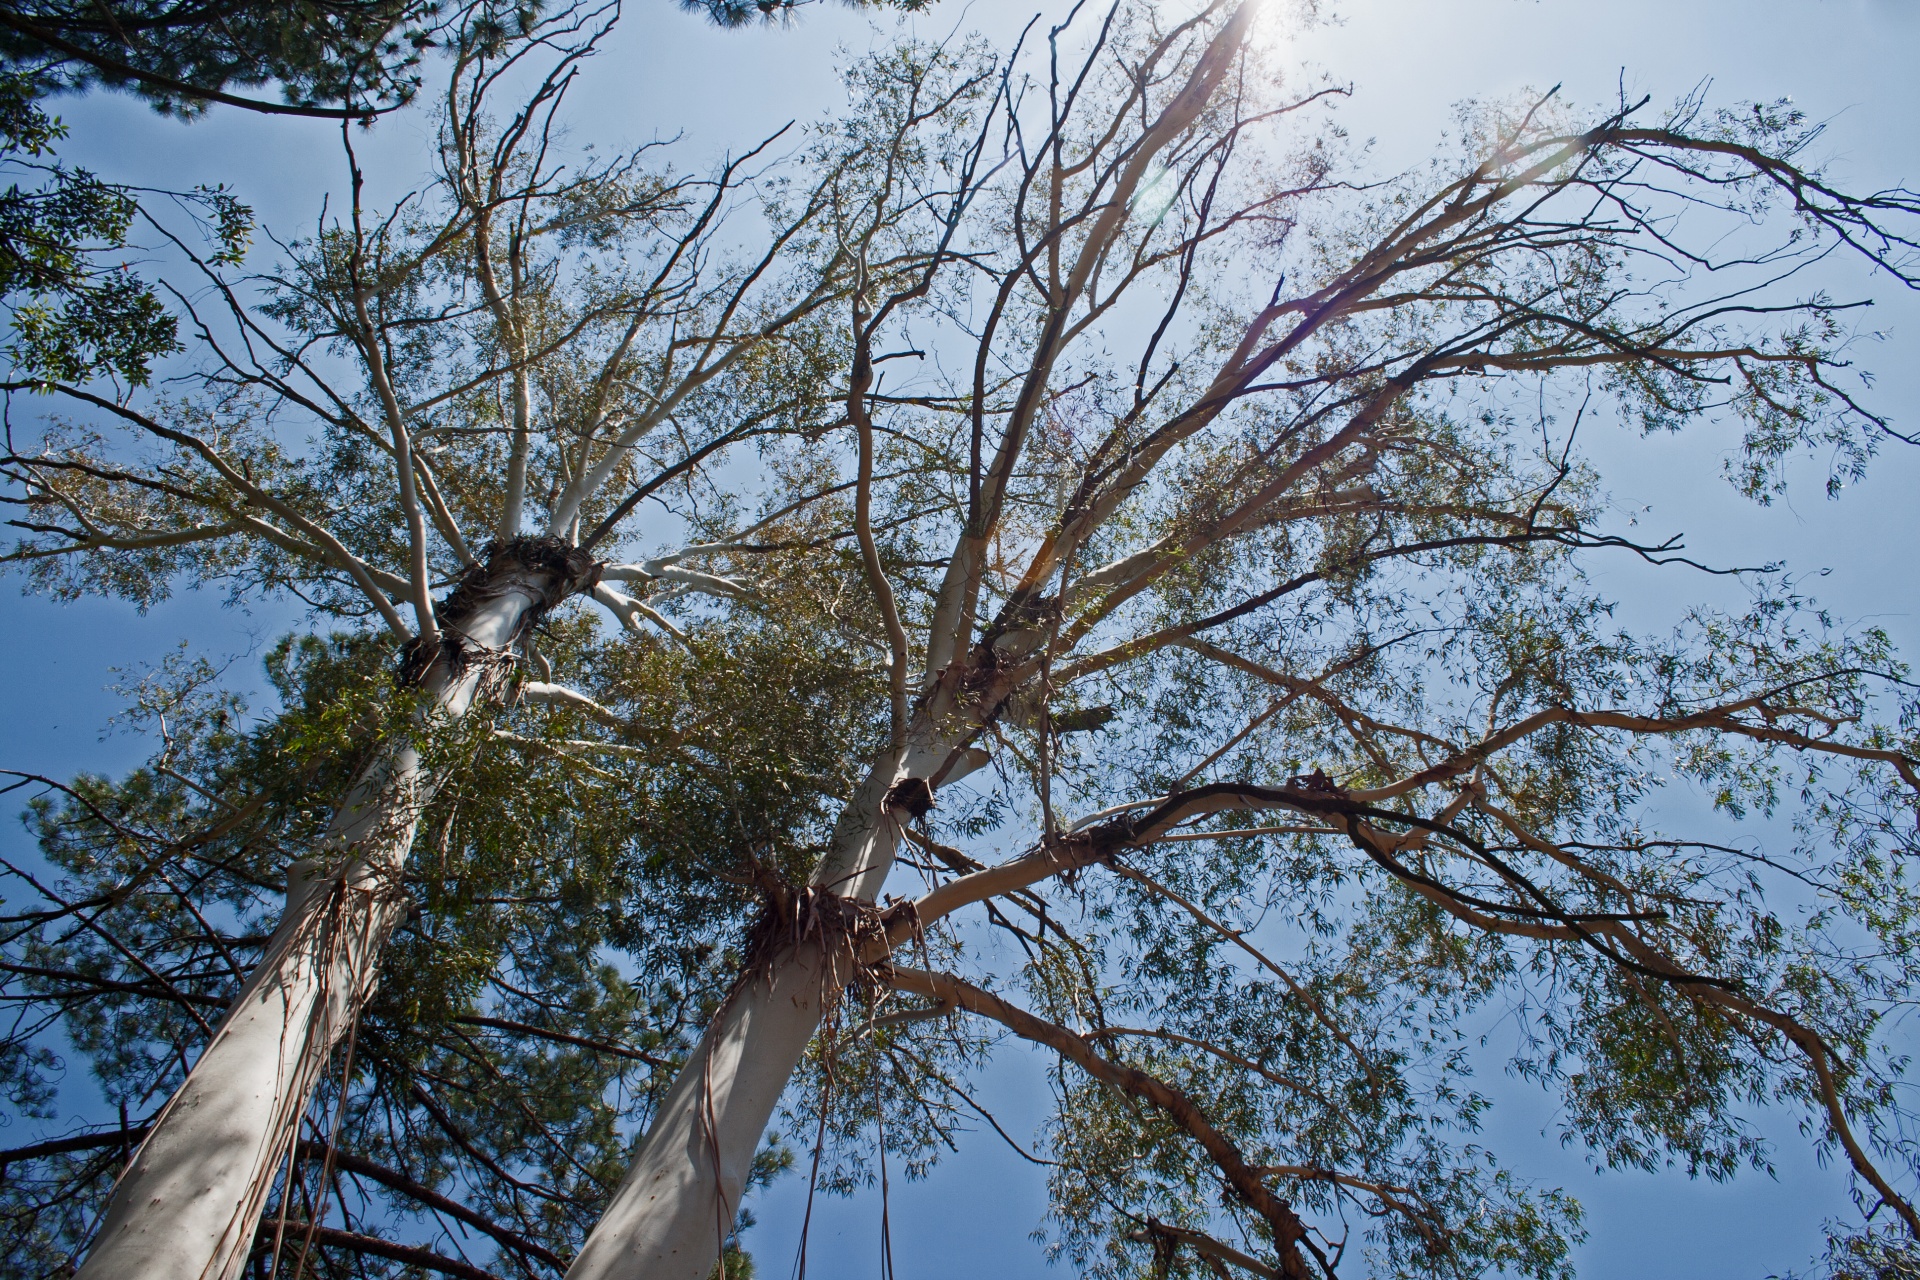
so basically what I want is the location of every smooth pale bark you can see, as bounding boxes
[76,572,564,1280]
[567,733,960,1280]
[564,940,837,1280]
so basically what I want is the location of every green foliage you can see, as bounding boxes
[0,0,499,116]
[0,0,934,118]
[0,70,254,383]
[707,1239,756,1280]
[0,68,255,385]
[0,602,882,1274]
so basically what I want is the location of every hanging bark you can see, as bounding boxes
[564,764,905,1278]
[75,538,598,1280]
[11,0,1920,1271]
[562,12,1261,1265]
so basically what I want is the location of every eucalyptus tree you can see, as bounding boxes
[532,4,1920,1278]
[2,605,884,1278]
[0,1,934,1272]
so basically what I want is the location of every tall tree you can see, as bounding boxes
[553,4,1920,1278]
[3,611,884,1277]
[0,3,903,1273]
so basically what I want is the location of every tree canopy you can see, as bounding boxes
[0,0,904,119]
[4,3,1920,1278]
[0,0,467,118]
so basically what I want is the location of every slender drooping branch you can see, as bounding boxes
[889,965,1323,1279]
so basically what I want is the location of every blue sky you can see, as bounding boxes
[5,0,1920,1275]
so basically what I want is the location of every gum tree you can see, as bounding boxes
[555,4,1920,1278]
[0,1,934,1271]
[2,607,885,1277]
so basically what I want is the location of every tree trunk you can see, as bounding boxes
[74,803,416,1280]
[563,938,838,1280]
[568,731,960,1280]
[76,539,595,1280]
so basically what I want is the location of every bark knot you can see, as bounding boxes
[883,776,934,819]
[741,883,914,999]
[439,535,602,634]
[395,537,603,688]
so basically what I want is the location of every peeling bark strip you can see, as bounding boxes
[74,539,602,1280]
[74,865,400,1280]
[568,884,912,1280]
[565,942,838,1280]
[741,880,915,990]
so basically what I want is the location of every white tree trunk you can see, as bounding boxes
[564,939,837,1280]
[76,576,557,1280]
[568,733,956,1280]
